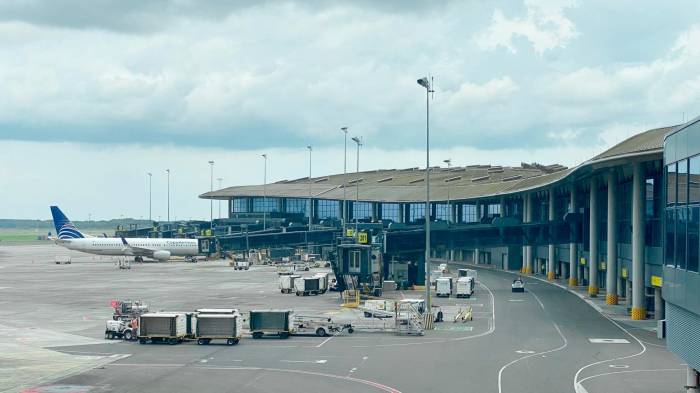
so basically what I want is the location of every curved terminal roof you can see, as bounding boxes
[201,125,676,203]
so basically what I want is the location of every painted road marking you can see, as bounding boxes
[588,338,630,344]
[609,364,629,368]
[435,325,473,332]
[515,350,535,354]
[280,359,327,364]
[508,299,525,302]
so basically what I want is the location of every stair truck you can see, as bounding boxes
[249,310,295,339]
[279,274,301,294]
[436,277,453,297]
[456,276,475,298]
[138,312,188,345]
[194,311,243,345]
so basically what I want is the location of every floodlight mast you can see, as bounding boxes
[417,76,435,318]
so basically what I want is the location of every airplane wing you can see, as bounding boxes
[120,237,155,258]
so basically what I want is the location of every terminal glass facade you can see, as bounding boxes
[352,202,372,220]
[232,198,248,213]
[462,204,478,223]
[286,198,308,216]
[435,203,450,221]
[408,203,425,223]
[317,200,340,219]
[381,203,400,222]
[252,197,279,213]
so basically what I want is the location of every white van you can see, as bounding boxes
[456,276,474,298]
[436,277,453,297]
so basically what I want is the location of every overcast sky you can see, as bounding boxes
[1,0,699,220]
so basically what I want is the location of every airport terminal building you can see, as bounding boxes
[201,120,700,375]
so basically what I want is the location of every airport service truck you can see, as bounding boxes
[456,276,475,298]
[436,277,453,297]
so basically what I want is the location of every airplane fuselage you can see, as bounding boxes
[60,237,199,259]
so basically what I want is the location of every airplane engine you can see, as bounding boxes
[152,250,171,261]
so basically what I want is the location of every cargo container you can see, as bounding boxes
[138,313,188,344]
[361,299,396,318]
[456,276,475,298]
[295,276,321,296]
[194,313,242,345]
[436,277,453,297]
[313,272,329,294]
[249,310,294,339]
[195,308,240,315]
[279,274,301,294]
[458,268,478,281]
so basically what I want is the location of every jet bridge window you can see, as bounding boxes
[349,250,361,273]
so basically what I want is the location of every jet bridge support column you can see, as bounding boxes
[569,185,579,286]
[589,177,599,297]
[606,171,619,305]
[547,187,556,281]
[631,162,646,320]
[524,193,533,275]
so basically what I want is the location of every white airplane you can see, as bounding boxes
[50,206,200,262]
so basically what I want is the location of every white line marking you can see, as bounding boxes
[508,299,524,302]
[588,338,630,344]
[609,365,629,369]
[316,331,341,348]
[498,323,567,393]
[577,368,685,386]
[529,290,545,310]
[280,359,327,364]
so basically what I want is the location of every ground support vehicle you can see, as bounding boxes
[55,256,71,264]
[138,313,188,344]
[436,277,453,297]
[360,299,396,318]
[233,260,249,270]
[295,276,321,296]
[194,312,242,345]
[291,315,353,337]
[293,263,311,272]
[279,274,301,294]
[395,300,424,336]
[456,276,475,298]
[111,299,149,321]
[458,268,478,281]
[277,264,294,275]
[104,319,137,341]
[249,310,294,339]
[512,277,525,292]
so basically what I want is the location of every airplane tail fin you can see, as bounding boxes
[50,206,85,239]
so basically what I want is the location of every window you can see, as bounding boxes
[349,250,361,272]
[618,180,632,244]
[232,198,247,213]
[317,200,340,219]
[286,198,308,215]
[646,175,663,247]
[665,209,675,267]
[677,207,688,269]
[462,204,477,223]
[666,163,677,206]
[689,206,699,273]
[352,202,372,220]
[690,156,700,204]
[435,204,450,221]
[408,203,425,223]
[487,203,501,217]
[678,159,689,205]
[252,197,279,213]
[381,203,400,222]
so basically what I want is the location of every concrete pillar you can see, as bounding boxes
[631,162,646,320]
[589,178,599,297]
[606,171,618,305]
[524,193,534,274]
[474,249,480,264]
[500,197,506,218]
[654,287,664,320]
[548,188,556,281]
[626,279,632,306]
[569,185,578,286]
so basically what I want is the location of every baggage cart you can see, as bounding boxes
[249,310,294,339]
[137,313,188,344]
[195,313,242,345]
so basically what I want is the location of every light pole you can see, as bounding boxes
[208,161,214,231]
[147,172,152,221]
[351,136,362,237]
[307,146,312,231]
[341,127,348,236]
[217,177,223,219]
[417,76,434,316]
[443,159,451,223]
[262,153,268,230]
[166,169,170,222]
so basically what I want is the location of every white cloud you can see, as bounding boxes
[446,76,518,107]
[475,0,579,54]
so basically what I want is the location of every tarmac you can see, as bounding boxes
[0,244,687,393]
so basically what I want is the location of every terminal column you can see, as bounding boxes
[589,178,599,297]
[547,188,556,281]
[631,162,646,320]
[525,193,534,274]
[606,171,618,305]
[569,185,578,286]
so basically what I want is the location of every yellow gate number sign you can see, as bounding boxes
[346,229,354,237]
[651,275,663,287]
[621,267,628,279]
[358,232,368,244]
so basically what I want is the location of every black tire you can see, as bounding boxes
[197,338,206,345]
[107,332,115,340]
[364,312,372,318]
[296,292,300,296]
[281,289,285,293]
[316,328,327,337]
[124,330,133,341]
[252,332,263,339]
[227,338,237,345]
[347,327,354,334]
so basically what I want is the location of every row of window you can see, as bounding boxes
[665,153,700,273]
[666,156,700,206]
